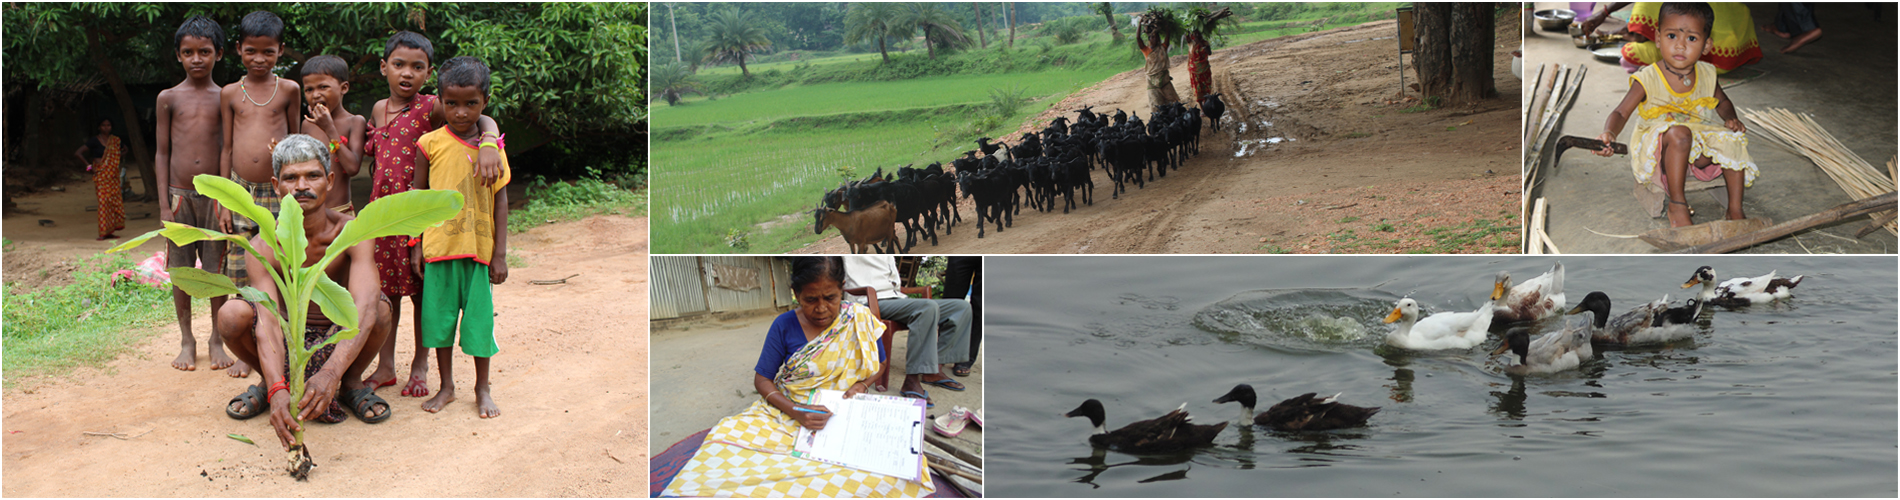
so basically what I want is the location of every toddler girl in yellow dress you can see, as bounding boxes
[1594,2,1758,228]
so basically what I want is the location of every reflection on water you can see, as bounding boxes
[989,256,1897,497]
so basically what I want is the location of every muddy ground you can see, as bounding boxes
[800,18,1522,254]
[2,183,650,496]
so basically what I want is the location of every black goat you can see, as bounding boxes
[1201,93,1226,134]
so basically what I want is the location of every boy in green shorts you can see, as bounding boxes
[411,56,509,419]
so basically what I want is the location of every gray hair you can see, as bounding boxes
[271,134,331,177]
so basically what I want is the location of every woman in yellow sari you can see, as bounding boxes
[1580,2,1762,74]
[73,118,125,240]
[664,257,935,497]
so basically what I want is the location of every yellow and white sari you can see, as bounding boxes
[664,302,935,497]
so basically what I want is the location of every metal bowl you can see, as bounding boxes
[1593,44,1625,62]
[1534,9,1576,32]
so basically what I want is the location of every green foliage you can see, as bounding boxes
[512,176,647,233]
[701,6,771,77]
[724,228,751,251]
[2,253,173,388]
[897,3,970,59]
[986,84,1029,119]
[108,174,462,469]
[843,3,903,63]
[653,61,701,106]
[913,256,947,298]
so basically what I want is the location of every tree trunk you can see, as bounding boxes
[925,27,936,59]
[738,55,750,78]
[85,28,155,201]
[1008,3,1016,48]
[973,4,986,49]
[669,3,682,62]
[1449,2,1497,103]
[1412,3,1453,103]
[1104,5,1123,40]
[878,36,890,63]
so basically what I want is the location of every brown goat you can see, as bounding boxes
[813,200,901,254]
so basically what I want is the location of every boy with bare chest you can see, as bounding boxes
[297,55,367,215]
[218,12,302,371]
[156,15,238,375]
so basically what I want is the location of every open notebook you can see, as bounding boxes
[791,389,928,482]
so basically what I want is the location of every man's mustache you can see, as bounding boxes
[292,190,318,200]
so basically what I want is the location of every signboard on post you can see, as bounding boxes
[1395,7,1415,97]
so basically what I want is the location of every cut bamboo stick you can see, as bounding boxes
[1740,108,1896,235]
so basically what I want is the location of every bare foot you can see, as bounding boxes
[422,385,456,413]
[225,360,251,378]
[1727,208,1747,221]
[1666,201,1694,228]
[209,348,237,371]
[1782,28,1822,53]
[475,384,500,419]
[1759,24,1791,39]
[171,344,197,371]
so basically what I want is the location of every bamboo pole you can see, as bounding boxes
[1669,191,1896,253]
[1740,108,1896,235]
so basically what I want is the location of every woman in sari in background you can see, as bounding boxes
[74,118,125,240]
[664,256,934,497]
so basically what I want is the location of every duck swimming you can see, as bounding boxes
[1491,321,1594,375]
[1383,273,1508,350]
[1568,291,1687,346]
[1492,262,1566,328]
[1709,270,1804,308]
[1211,384,1379,431]
[1652,266,1719,327]
[1063,399,1227,454]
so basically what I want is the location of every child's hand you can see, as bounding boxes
[1593,132,1618,157]
[216,205,234,233]
[410,243,425,280]
[305,102,334,135]
[1725,119,1746,133]
[489,256,508,285]
[475,147,501,187]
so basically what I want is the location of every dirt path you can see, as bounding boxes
[798,19,1521,254]
[2,211,650,496]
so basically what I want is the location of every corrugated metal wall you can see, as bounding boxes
[652,256,789,320]
[701,256,779,313]
[651,257,708,319]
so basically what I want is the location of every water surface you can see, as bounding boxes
[986,256,1895,497]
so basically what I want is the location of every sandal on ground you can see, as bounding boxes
[342,386,392,424]
[952,363,973,377]
[933,407,971,437]
[226,385,269,420]
[969,408,983,428]
[363,375,398,391]
[902,390,934,409]
[400,374,430,398]
[920,376,965,392]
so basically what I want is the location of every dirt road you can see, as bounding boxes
[2,205,650,496]
[800,19,1521,254]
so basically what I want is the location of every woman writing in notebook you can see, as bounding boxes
[662,256,935,497]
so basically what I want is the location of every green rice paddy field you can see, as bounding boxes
[652,69,1116,254]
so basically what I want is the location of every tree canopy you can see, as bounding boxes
[700,6,772,78]
[5,3,648,181]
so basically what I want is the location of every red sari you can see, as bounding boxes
[91,135,124,238]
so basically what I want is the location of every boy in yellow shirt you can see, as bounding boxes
[411,56,509,418]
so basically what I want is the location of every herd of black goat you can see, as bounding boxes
[817,93,1229,253]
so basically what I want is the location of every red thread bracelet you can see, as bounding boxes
[268,382,289,401]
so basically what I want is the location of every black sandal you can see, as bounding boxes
[341,387,391,424]
[226,385,269,420]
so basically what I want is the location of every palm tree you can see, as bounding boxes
[700,6,771,78]
[899,3,970,60]
[1095,2,1122,41]
[1183,6,1236,103]
[652,61,700,106]
[844,3,902,64]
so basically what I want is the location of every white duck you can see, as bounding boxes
[1709,270,1804,308]
[1491,321,1594,375]
[1493,262,1566,326]
[1383,273,1507,350]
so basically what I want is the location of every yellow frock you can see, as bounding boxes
[1628,61,1758,189]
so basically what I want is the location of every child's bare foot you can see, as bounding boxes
[225,360,251,378]
[1666,198,1694,228]
[209,349,237,371]
[1727,208,1747,221]
[171,343,197,371]
[422,385,456,413]
[1760,24,1792,39]
[475,384,500,419]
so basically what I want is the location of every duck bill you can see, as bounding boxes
[1681,278,1701,289]
[1490,342,1513,356]
[1565,304,1587,315]
[1492,280,1507,300]
[1382,307,1404,324]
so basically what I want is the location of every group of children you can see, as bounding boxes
[157,11,510,419]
